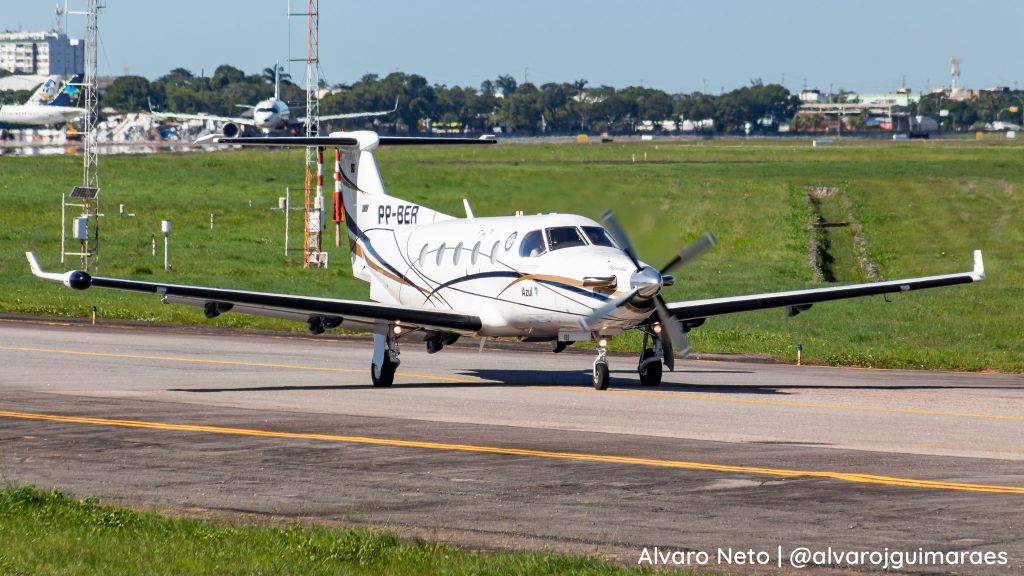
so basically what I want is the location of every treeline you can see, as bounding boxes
[914,91,1024,130]
[99,64,801,134]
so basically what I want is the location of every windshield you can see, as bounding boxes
[546,226,587,251]
[255,107,274,114]
[518,230,547,257]
[581,226,618,248]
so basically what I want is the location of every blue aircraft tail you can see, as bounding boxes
[48,75,83,107]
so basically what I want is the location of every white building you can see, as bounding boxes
[0,31,84,76]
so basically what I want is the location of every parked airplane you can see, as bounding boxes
[26,131,986,389]
[0,74,83,126]
[151,66,397,137]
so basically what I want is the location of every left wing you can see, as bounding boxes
[667,250,984,322]
[26,253,481,334]
[309,97,399,123]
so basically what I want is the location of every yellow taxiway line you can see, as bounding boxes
[0,345,476,384]
[532,386,1024,422]
[1,410,1022,495]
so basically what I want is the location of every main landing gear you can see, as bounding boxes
[371,329,401,387]
[592,337,610,390]
[638,330,664,387]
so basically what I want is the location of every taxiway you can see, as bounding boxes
[1,318,1021,572]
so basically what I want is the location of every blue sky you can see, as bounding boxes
[5,0,1023,93]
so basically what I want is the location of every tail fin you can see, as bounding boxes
[274,62,280,101]
[26,77,61,105]
[335,133,454,282]
[48,74,83,107]
[203,130,497,283]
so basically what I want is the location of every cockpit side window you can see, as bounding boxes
[518,230,547,258]
[581,226,618,248]
[546,226,587,251]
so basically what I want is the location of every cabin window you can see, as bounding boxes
[471,241,482,265]
[546,226,587,251]
[417,244,428,267]
[581,226,617,248]
[453,242,463,265]
[490,241,500,264]
[435,243,446,266]
[518,230,547,258]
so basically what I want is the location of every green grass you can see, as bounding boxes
[0,485,705,576]
[0,138,1020,371]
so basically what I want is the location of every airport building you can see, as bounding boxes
[0,31,84,76]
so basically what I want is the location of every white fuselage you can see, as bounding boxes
[355,211,655,338]
[0,104,83,126]
[252,98,290,131]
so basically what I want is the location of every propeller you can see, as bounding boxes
[581,211,715,370]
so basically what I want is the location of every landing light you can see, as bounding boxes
[393,325,402,335]
[652,323,663,334]
[597,338,608,348]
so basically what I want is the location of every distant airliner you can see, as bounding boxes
[151,66,397,137]
[27,131,985,389]
[0,75,83,126]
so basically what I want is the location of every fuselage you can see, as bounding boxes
[0,104,83,126]
[252,98,290,131]
[359,212,656,338]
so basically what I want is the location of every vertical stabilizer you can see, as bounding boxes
[27,77,60,105]
[333,131,453,283]
[48,74,83,107]
[274,62,280,101]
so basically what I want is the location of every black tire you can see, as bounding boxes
[639,357,662,387]
[592,361,610,390]
[371,355,396,388]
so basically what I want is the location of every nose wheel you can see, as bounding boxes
[592,339,610,390]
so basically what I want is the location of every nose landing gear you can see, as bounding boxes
[592,336,610,390]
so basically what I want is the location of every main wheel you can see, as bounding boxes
[371,354,397,387]
[638,356,662,387]
[592,361,610,390]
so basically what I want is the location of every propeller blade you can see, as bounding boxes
[579,289,639,330]
[601,211,642,271]
[659,326,675,372]
[660,233,717,276]
[654,294,691,367]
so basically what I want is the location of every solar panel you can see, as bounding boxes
[70,186,100,199]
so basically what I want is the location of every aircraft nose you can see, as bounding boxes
[629,265,662,298]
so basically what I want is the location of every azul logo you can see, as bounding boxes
[504,231,518,251]
[521,286,539,297]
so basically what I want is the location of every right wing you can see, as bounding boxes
[314,97,399,122]
[666,250,985,322]
[149,102,257,127]
[26,253,481,334]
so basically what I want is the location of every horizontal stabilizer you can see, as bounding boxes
[203,134,496,148]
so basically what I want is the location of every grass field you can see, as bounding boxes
[0,485,698,575]
[0,138,1020,371]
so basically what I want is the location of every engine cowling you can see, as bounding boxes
[222,122,240,138]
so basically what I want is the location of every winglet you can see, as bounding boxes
[462,198,474,220]
[972,249,985,281]
[26,252,92,289]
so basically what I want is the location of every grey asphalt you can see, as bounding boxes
[1,317,1022,574]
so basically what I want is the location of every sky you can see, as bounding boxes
[4,0,1023,94]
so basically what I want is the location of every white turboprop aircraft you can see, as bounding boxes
[151,67,397,137]
[27,131,986,389]
[0,75,83,126]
